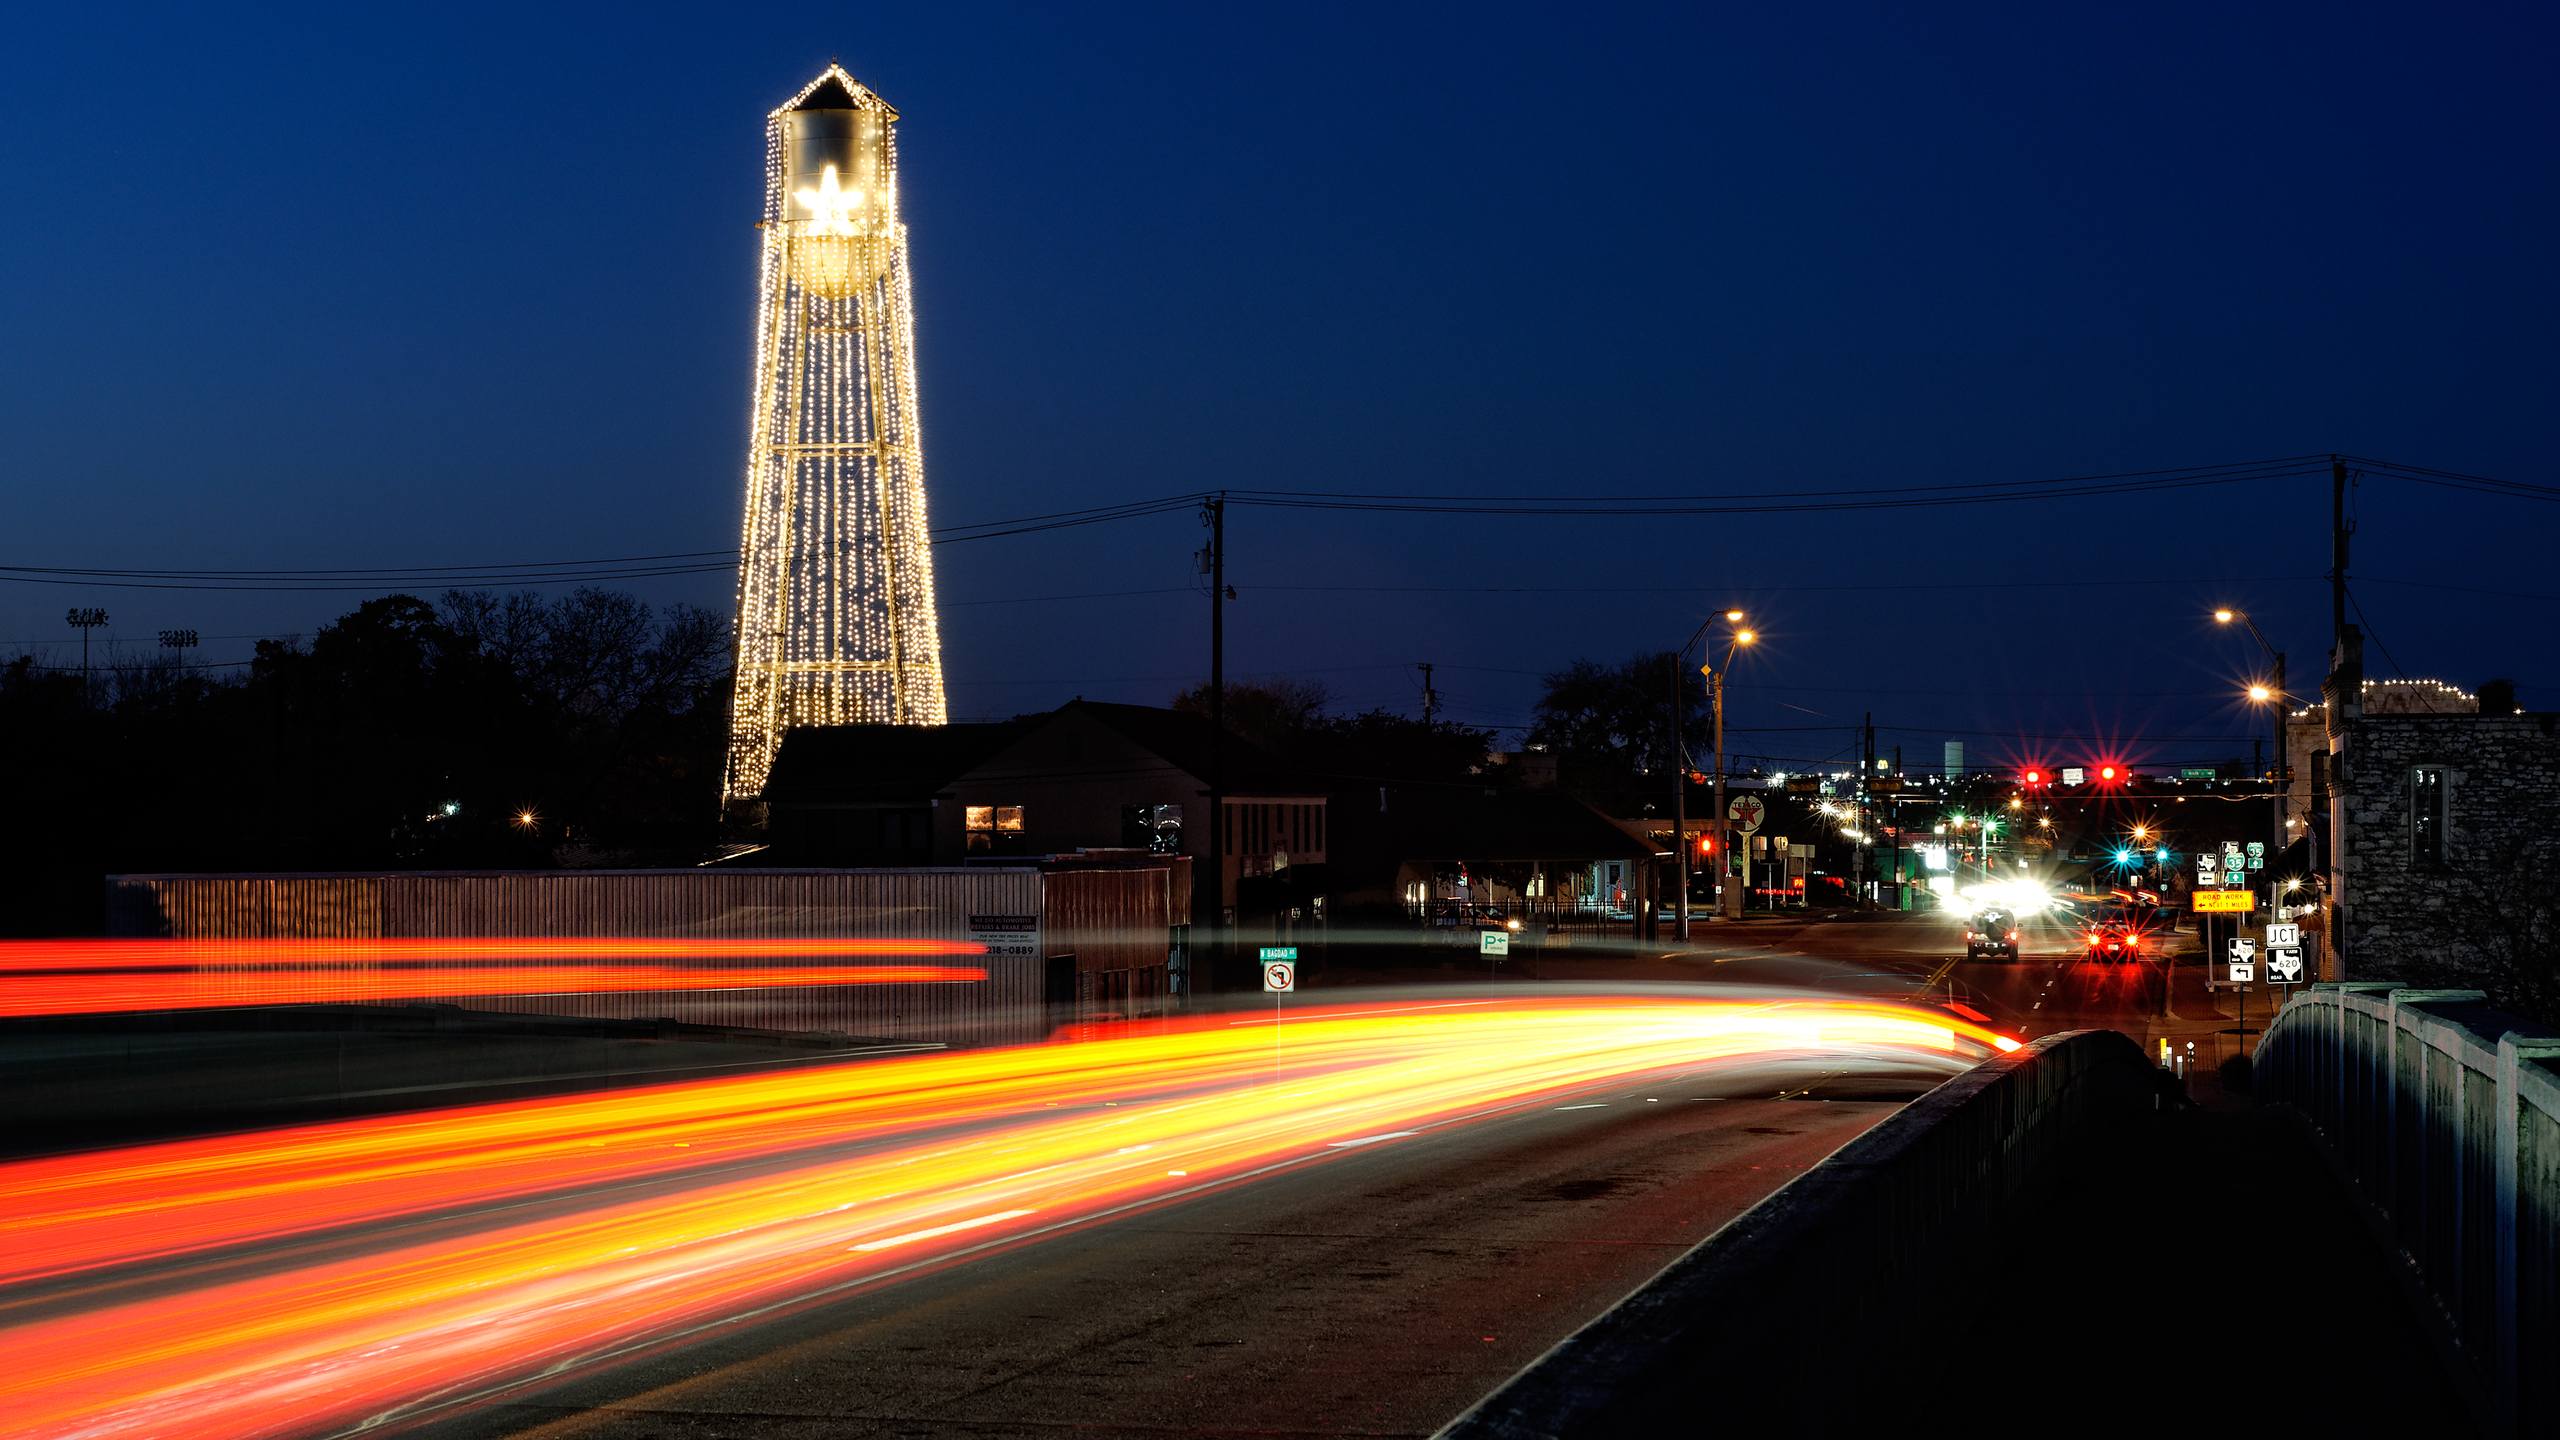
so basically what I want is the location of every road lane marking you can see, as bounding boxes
[850,1209,1038,1253]
[1552,1103,1608,1111]
[1327,1131,1419,1148]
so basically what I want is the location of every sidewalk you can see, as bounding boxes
[1944,1064,2476,1432]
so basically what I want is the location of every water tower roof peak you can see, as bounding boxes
[782,62,896,118]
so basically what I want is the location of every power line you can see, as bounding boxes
[1238,573,2319,599]
[1226,460,2328,518]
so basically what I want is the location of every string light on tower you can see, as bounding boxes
[725,63,948,807]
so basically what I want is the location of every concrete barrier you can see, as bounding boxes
[1440,1029,2165,1438]
[2258,984,2560,1435]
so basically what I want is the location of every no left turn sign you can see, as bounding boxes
[1263,961,1295,993]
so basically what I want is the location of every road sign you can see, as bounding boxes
[1257,945,1298,963]
[2227,937,2257,984]
[2266,922,2301,949]
[2181,767,2217,781]
[2228,960,2255,983]
[2267,947,2305,983]
[2197,855,2219,883]
[1262,960,1296,992]
[2062,766,2086,786]
[2193,888,2255,913]
[1479,929,1511,957]
[2222,842,2245,868]
[1727,794,1767,835]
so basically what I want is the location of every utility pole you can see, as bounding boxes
[1417,662,1437,725]
[1202,494,1227,997]
[1886,747,1902,913]
[2330,455,2351,656]
[1672,657,1689,940]
[1855,712,1874,909]
[1709,664,1726,921]
[2270,645,2290,968]
[2328,455,2352,979]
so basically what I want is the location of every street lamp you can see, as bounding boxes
[1710,622,1756,921]
[2215,606,2291,919]
[1673,611,1754,940]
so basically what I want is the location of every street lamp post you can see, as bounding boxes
[1673,610,1751,941]
[1708,619,1754,923]
[2217,609,2289,917]
[66,607,110,707]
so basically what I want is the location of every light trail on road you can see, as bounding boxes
[0,993,2015,1440]
[0,937,988,1018]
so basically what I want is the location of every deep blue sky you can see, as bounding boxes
[4,2,2554,773]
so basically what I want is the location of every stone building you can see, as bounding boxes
[2326,641,2553,997]
[2287,676,2478,835]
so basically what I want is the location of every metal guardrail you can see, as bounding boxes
[2257,983,2560,1435]
[1440,1029,2166,1437]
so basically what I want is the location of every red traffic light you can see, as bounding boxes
[2023,768,2043,786]
[1697,834,1713,855]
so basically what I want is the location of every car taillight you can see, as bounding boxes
[2086,933,2100,946]
[2126,934,2142,950]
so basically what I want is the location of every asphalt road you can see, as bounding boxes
[427,912,2201,1440]
[1622,909,2265,1066]
[430,1069,1905,1440]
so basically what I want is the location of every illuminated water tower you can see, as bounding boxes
[725,63,949,807]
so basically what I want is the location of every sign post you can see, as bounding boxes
[2265,922,2304,984]
[1260,949,1296,1073]
[2227,937,2258,1056]
[1728,795,1766,912]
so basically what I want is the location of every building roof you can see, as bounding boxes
[762,702,1314,806]
[763,720,1030,805]
[1348,784,1659,863]
[1053,700,1310,795]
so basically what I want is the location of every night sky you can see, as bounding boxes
[5,2,2554,775]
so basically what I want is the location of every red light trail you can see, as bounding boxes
[0,994,2015,1440]
[0,937,987,1018]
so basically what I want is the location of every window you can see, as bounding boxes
[966,804,1025,854]
[2410,766,2447,867]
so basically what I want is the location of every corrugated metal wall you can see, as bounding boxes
[103,869,1074,1046]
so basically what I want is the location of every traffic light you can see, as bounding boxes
[2022,768,2045,788]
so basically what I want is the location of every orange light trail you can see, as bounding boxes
[0,937,987,1018]
[0,994,2016,1440]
